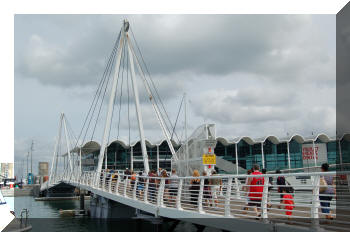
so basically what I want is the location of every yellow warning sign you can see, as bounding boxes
[202,154,216,165]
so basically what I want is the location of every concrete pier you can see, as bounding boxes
[80,192,85,210]
[90,194,136,218]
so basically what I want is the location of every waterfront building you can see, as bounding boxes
[76,133,350,173]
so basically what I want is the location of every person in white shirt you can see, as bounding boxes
[169,169,179,204]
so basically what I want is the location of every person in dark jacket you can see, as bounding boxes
[276,169,286,209]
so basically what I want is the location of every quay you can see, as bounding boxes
[38,20,350,232]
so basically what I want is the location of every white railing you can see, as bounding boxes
[59,170,350,224]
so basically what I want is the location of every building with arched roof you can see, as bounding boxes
[75,133,350,173]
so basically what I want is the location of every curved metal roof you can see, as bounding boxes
[70,133,348,155]
[107,139,129,149]
[255,135,280,144]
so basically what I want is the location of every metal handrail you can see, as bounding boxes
[56,169,350,231]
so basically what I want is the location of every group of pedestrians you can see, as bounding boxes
[241,165,295,218]
[241,163,335,220]
[189,169,222,207]
[105,162,335,220]
[139,168,179,204]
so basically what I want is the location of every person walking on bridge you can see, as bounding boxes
[148,170,157,203]
[209,170,222,207]
[243,169,252,211]
[319,163,335,220]
[247,164,264,218]
[190,170,201,206]
[276,169,286,209]
[169,169,179,204]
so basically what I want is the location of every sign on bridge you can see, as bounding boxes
[202,154,216,165]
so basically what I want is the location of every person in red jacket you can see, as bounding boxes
[247,164,264,218]
[282,186,294,219]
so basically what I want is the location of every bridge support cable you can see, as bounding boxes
[129,27,181,144]
[126,36,178,161]
[65,117,80,178]
[75,32,121,150]
[95,24,126,181]
[90,43,119,143]
[171,94,185,141]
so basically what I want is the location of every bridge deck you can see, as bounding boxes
[44,171,350,232]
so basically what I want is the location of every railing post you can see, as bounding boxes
[102,172,106,190]
[108,175,112,193]
[198,178,204,213]
[157,179,165,207]
[95,172,98,188]
[116,175,121,195]
[176,179,183,210]
[124,175,128,197]
[235,177,241,199]
[311,175,320,219]
[133,177,138,200]
[93,172,97,188]
[225,177,232,217]
[144,178,149,203]
[261,176,269,219]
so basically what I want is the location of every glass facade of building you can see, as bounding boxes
[81,141,180,172]
[80,135,350,173]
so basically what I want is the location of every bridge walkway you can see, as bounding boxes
[45,170,350,232]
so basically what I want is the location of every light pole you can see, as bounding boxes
[30,140,34,175]
[26,151,29,182]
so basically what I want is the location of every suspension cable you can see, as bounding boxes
[130,27,180,143]
[171,94,185,140]
[83,36,118,143]
[90,34,122,141]
[129,37,178,144]
[76,31,121,149]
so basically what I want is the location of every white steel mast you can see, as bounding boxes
[126,36,178,161]
[127,36,150,173]
[62,113,73,173]
[49,113,63,184]
[95,21,126,177]
[184,93,188,174]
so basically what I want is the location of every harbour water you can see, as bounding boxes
[4,196,219,232]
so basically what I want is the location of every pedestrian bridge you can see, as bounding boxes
[42,170,350,232]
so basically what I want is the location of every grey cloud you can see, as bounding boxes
[191,88,300,124]
[15,15,335,89]
[14,15,336,171]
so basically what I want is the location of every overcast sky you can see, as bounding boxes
[14,14,336,176]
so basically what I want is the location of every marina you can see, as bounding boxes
[37,20,349,232]
[8,12,349,232]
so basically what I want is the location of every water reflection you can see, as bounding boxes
[12,196,221,232]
